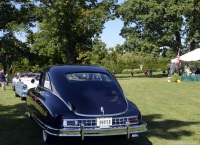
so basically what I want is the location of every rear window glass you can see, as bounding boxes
[66,73,111,82]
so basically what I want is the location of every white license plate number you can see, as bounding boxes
[96,118,112,127]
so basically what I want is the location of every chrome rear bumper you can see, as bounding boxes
[29,111,147,140]
[44,122,147,140]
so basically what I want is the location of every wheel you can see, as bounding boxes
[42,129,55,144]
[20,96,25,101]
[15,91,19,97]
[12,85,15,91]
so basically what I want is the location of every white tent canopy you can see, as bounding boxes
[171,48,200,63]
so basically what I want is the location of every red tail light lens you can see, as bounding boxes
[23,84,27,89]
[63,120,78,127]
[129,117,138,123]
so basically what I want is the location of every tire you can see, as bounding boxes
[42,129,55,144]
[20,96,25,101]
[12,86,15,91]
[15,91,19,97]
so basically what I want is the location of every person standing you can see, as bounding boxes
[185,65,191,76]
[131,69,134,77]
[149,69,153,77]
[0,69,6,90]
[112,70,115,76]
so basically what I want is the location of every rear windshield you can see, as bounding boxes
[66,73,111,82]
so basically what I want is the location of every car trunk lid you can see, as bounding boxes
[64,82,128,116]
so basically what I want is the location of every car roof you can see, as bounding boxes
[43,65,108,74]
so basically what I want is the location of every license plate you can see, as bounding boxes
[96,117,112,127]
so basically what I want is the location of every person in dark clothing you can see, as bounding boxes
[0,69,6,90]
[195,66,200,75]
[112,70,115,76]
[149,69,152,77]
[131,69,134,77]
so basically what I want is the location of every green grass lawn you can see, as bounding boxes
[0,77,200,145]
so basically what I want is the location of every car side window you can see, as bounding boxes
[44,74,51,90]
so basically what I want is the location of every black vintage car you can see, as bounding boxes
[26,65,147,143]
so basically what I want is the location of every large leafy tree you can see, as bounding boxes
[30,0,118,64]
[77,38,108,65]
[183,0,200,51]
[117,0,200,56]
[0,0,38,74]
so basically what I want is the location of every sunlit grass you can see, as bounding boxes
[0,77,200,145]
[118,77,200,145]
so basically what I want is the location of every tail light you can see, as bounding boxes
[63,120,78,127]
[128,117,138,123]
[23,84,27,89]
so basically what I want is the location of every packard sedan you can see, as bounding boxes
[26,65,147,143]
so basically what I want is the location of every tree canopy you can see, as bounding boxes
[1,0,200,74]
[0,0,37,73]
[29,0,118,64]
[117,0,200,55]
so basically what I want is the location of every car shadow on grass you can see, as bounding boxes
[0,102,44,145]
[55,135,152,145]
[143,114,200,140]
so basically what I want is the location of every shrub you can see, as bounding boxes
[157,68,161,72]
[133,69,143,74]
[122,69,143,74]
[170,73,181,82]
[122,69,131,74]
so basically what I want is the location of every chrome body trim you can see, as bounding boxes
[73,96,129,117]
[73,108,129,117]
[62,116,139,127]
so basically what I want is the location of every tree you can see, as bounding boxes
[30,0,118,64]
[117,0,185,55]
[77,38,108,65]
[0,32,31,74]
[183,0,200,51]
[0,0,38,74]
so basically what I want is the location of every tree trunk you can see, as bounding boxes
[189,40,195,51]
[68,53,74,64]
[62,42,75,64]
[174,31,182,53]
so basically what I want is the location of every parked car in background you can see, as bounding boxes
[12,72,40,91]
[26,65,147,143]
[15,81,28,100]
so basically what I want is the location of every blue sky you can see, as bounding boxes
[100,18,125,48]
[100,0,125,48]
